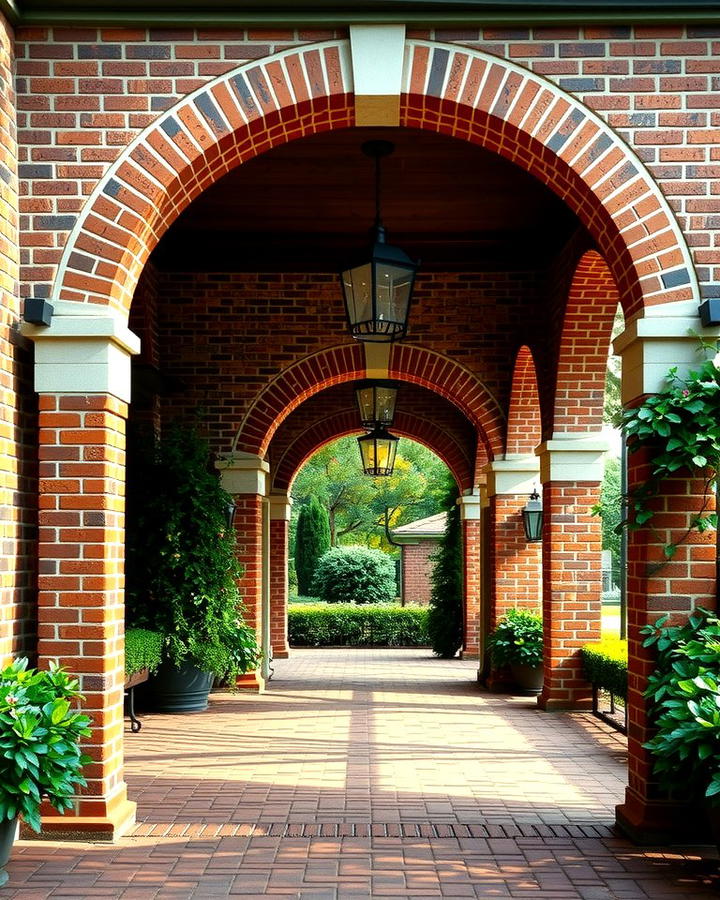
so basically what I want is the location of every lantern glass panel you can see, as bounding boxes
[355,381,397,428]
[358,427,398,476]
[342,263,372,328]
[376,262,414,325]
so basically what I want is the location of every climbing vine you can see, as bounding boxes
[623,339,720,557]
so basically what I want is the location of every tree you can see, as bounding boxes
[294,496,331,595]
[291,436,450,550]
[599,456,621,574]
[427,481,464,658]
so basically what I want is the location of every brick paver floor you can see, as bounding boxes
[2,649,719,898]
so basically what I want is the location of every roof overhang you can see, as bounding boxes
[4,0,719,27]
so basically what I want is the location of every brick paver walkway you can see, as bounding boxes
[2,649,719,897]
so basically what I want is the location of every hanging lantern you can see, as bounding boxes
[357,425,399,477]
[355,379,399,429]
[521,489,543,543]
[340,141,418,343]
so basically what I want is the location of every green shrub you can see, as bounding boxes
[427,483,463,658]
[0,659,92,833]
[311,546,396,604]
[642,608,720,804]
[581,639,627,698]
[125,628,164,678]
[295,497,331,595]
[289,603,429,647]
[487,609,543,668]
[125,424,259,681]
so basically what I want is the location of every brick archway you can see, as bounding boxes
[553,250,620,434]
[234,344,502,461]
[506,345,541,457]
[52,40,696,320]
[272,409,474,494]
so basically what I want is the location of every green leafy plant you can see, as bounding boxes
[311,546,397,604]
[125,424,259,681]
[487,609,543,668]
[0,659,92,833]
[581,639,627,699]
[288,603,429,647]
[295,497,331,595]
[125,628,164,678]
[427,483,463,658]
[642,608,720,804]
[622,341,720,557]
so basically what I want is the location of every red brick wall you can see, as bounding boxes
[0,13,36,665]
[232,493,263,633]
[401,541,437,606]
[462,518,481,657]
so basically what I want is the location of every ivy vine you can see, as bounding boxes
[623,339,720,559]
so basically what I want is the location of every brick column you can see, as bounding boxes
[485,458,542,630]
[458,490,481,659]
[217,453,269,691]
[614,317,718,840]
[22,302,140,839]
[269,492,292,659]
[536,437,605,711]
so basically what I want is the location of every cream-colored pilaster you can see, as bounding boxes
[536,436,607,483]
[364,343,391,379]
[457,487,481,520]
[216,452,270,496]
[483,456,540,497]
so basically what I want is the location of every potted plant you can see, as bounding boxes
[642,608,720,840]
[0,659,92,884]
[125,424,260,712]
[487,608,544,692]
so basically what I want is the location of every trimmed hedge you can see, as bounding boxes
[288,603,430,647]
[581,639,627,699]
[125,627,164,678]
[312,546,396,604]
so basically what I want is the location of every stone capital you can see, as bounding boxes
[536,434,607,483]
[457,488,481,521]
[614,312,720,404]
[482,457,540,497]
[269,492,293,521]
[216,453,270,496]
[20,300,140,403]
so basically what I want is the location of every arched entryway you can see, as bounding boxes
[21,33,708,844]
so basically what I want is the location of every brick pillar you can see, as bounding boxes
[614,324,718,841]
[536,437,605,710]
[485,459,543,630]
[458,490,481,659]
[22,305,140,839]
[269,492,292,659]
[217,454,269,691]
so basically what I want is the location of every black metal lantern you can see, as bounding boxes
[340,141,418,343]
[357,425,399,477]
[225,499,237,529]
[355,379,399,429]
[521,489,543,543]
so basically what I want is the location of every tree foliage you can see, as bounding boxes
[599,456,621,567]
[291,436,450,551]
[427,483,463,658]
[295,496,331,595]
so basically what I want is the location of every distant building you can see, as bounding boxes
[392,513,447,606]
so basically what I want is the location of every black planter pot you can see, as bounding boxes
[510,663,544,694]
[0,817,18,886]
[149,660,214,713]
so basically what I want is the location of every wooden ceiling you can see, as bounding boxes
[152,127,582,272]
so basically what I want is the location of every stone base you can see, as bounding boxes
[616,792,698,844]
[537,695,593,711]
[235,670,265,692]
[272,646,291,659]
[460,649,480,660]
[25,798,137,843]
